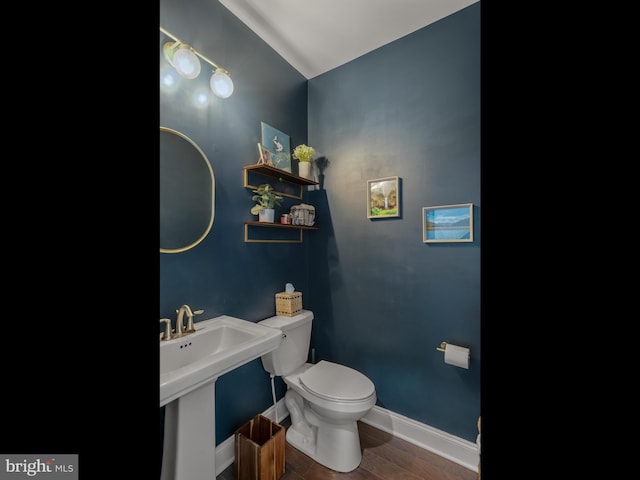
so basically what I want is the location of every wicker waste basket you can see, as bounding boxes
[234,414,285,480]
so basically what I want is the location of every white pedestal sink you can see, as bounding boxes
[160,315,282,480]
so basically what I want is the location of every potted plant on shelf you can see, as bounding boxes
[250,183,283,223]
[292,144,315,180]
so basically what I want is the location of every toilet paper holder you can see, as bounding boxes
[436,341,470,369]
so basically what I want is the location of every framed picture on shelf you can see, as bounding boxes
[257,143,273,165]
[261,122,291,172]
[367,176,400,219]
[422,203,473,243]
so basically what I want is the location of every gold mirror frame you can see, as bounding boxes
[160,127,215,253]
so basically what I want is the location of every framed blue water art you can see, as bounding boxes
[422,203,473,243]
[261,122,291,172]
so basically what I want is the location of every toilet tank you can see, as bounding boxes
[258,310,313,376]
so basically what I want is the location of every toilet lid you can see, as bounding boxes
[299,360,375,402]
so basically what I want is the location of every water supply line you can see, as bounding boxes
[270,374,279,423]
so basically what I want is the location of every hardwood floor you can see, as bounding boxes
[217,418,477,480]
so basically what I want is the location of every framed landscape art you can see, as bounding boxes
[367,176,400,219]
[422,203,473,243]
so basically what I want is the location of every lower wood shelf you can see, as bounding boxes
[244,221,318,243]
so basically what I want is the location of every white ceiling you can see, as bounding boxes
[219,0,478,79]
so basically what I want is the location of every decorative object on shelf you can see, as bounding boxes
[261,122,291,172]
[160,26,234,98]
[250,183,283,223]
[422,203,473,243]
[280,214,291,225]
[259,209,275,223]
[292,144,315,180]
[257,143,273,166]
[367,176,400,219]
[298,162,312,180]
[290,204,315,226]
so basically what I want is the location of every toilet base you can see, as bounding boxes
[285,389,317,458]
[284,389,364,472]
[285,423,317,458]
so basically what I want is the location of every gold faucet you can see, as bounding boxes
[160,318,172,341]
[175,305,204,336]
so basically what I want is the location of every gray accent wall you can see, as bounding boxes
[160,0,480,460]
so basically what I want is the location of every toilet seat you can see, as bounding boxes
[299,360,375,402]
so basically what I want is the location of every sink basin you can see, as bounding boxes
[160,315,282,406]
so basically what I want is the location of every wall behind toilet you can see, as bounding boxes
[305,5,480,441]
[160,0,480,457]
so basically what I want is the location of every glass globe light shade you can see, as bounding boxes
[172,47,201,79]
[210,70,234,98]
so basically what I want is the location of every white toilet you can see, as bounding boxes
[259,310,376,473]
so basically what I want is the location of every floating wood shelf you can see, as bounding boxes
[243,164,318,200]
[244,222,318,243]
[244,222,318,230]
[243,164,319,243]
[244,164,318,185]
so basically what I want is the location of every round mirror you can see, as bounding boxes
[160,127,215,253]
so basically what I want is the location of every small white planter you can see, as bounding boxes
[298,161,312,180]
[258,208,275,223]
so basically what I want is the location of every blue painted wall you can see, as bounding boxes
[160,0,480,460]
[159,0,309,458]
[306,4,481,442]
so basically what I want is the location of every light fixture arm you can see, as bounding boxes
[160,26,229,74]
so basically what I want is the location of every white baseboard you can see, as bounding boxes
[215,401,479,475]
[361,405,479,472]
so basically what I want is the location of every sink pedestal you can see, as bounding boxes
[161,382,216,480]
[159,314,284,479]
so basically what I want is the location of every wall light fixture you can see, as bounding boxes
[160,26,234,99]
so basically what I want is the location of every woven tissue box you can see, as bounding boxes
[275,291,302,316]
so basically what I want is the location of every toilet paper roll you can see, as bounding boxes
[444,344,470,369]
